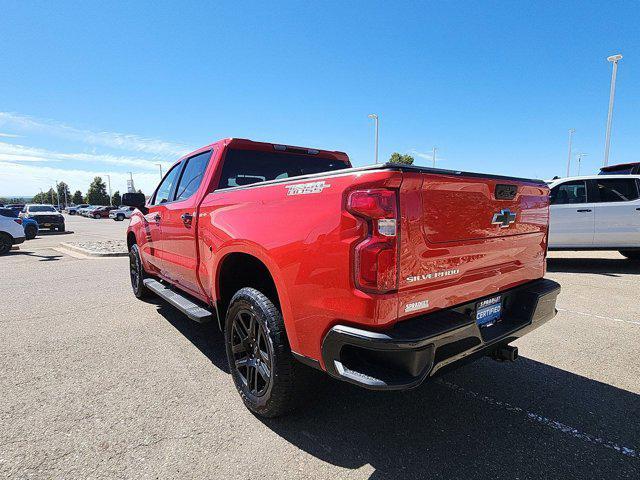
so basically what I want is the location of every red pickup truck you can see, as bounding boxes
[123,138,560,417]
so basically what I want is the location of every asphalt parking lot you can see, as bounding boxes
[1,215,639,479]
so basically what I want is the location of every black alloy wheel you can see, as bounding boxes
[129,243,150,298]
[230,309,274,397]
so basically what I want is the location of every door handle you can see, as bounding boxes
[181,212,193,225]
[636,208,640,211]
[576,209,592,212]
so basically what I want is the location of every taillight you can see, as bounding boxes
[14,218,22,225]
[347,189,399,293]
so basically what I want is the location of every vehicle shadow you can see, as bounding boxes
[37,230,74,236]
[7,250,63,261]
[152,300,229,373]
[153,302,640,478]
[547,257,639,276]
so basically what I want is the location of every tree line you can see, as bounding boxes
[28,177,142,207]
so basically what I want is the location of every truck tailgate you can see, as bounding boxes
[397,171,549,318]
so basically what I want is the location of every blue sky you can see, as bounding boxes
[1,1,638,196]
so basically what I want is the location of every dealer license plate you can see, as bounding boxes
[476,295,502,327]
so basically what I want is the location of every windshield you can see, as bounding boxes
[600,168,633,175]
[29,205,56,212]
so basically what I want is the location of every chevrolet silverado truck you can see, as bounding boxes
[123,138,560,417]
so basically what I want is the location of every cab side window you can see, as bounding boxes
[152,163,181,205]
[550,180,587,205]
[595,178,639,203]
[174,151,211,202]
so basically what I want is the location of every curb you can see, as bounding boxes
[59,242,128,258]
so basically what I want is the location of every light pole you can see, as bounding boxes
[106,175,112,205]
[576,153,588,176]
[566,129,575,177]
[603,54,622,166]
[156,163,163,180]
[54,180,61,209]
[368,113,379,164]
[431,147,438,168]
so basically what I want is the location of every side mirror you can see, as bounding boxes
[122,193,148,214]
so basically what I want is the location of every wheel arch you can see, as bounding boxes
[213,248,294,343]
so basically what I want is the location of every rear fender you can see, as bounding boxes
[211,241,297,348]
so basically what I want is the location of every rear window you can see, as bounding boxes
[0,208,17,218]
[218,149,348,189]
[29,205,56,212]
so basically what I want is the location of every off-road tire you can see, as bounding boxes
[129,243,152,299]
[225,287,311,418]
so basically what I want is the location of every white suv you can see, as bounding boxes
[548,175,640,259]
[108,206,135,221]
[0,214,26,255]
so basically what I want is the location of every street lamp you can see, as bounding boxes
[431,147,438,168]
[576,153,588,176]
[368,113,379,164]
[156,163,164,180]
[566,129,575,177]
[106,175,112,205]
[603,54,622,166]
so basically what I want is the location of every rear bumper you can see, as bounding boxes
[321,278,560,390]
[13,236,26,245]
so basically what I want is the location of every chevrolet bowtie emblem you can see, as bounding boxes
[492,208,516,228]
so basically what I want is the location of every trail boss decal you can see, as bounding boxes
[406,269,460,283]
[286,181,330,195]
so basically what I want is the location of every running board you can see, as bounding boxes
[143,278,212,323]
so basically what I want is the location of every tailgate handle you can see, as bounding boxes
[576,209,592,212]
[495,184,517,200]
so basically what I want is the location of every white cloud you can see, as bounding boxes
[0,141,173,170]
[0,132,22,138]
[0,112,193,157]
[0,161,161,197]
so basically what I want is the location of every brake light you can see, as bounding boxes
[14,218,22,225]
[347,189,399,293]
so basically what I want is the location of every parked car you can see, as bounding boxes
[124,138,560,417]
[0,208,38,239]
[109,206,135,221]
[76,205,93,216]
[67,204,89,215]
[548,175,640,259]
[20,204,65,232]
[91,206,118,218]
[5,204,25,215]
[80,206,98,217]
[85,206,103,217]
[0,214,25,255]
[599,162,640,175]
